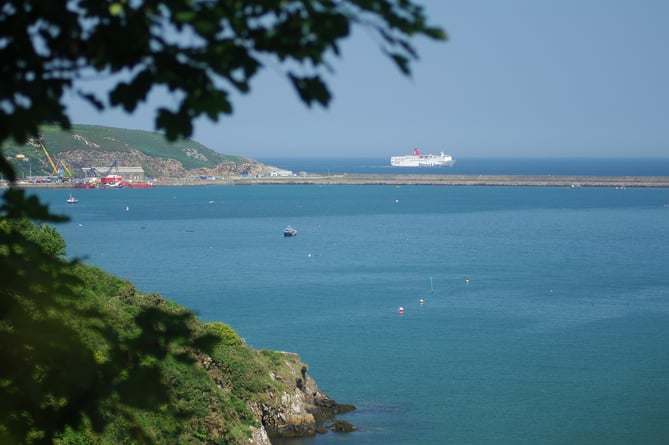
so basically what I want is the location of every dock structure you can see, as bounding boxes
[10,174,669,188]
[233,174,669,188]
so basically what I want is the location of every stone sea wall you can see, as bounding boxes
[12,174,669,189]
[234,174,669,187]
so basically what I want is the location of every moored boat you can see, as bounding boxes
[66,194,79,204]
[283,225,298,237]
[390,149,455,167]
[101,174,123,188]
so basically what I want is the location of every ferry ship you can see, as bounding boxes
[390,149,455,167]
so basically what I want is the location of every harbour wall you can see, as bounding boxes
[8,174,669,188]
[233,174,669,188]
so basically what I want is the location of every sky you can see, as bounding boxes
[64,0,669,159]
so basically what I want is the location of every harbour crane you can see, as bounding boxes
[99,160,118,177]
[39,138,72,179]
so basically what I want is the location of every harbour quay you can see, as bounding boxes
[234,174,669,188]
[7,174,669,188]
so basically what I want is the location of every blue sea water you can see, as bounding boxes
[35,162,669,445]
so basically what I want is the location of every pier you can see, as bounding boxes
[8,174,669,188]
[233,174,669,188]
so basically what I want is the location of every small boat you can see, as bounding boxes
[66,194,79,204]
[283,225,298,237]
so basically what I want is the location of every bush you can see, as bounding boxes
[206,322,244,346]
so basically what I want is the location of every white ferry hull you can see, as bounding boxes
[390,150,455,168]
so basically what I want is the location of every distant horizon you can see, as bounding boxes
[64,123,669,160]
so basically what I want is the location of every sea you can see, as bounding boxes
[34,157,669,445]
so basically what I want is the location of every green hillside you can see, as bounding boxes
[0,218,322,444]
[3,125,248,177]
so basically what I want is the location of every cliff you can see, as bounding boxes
[196,346,355,444]
[245,352,356,443]
[60,147,274,178]
[85,270,355,444]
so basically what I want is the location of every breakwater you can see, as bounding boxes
[8,174,669,188]
[233,174,669,187]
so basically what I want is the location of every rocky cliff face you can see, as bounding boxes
[60,149,274,178]
[249,352,355,441]
[199,351,355,444]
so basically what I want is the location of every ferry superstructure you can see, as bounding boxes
[390,149,455,167]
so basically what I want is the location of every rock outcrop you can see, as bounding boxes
[248,352,356,442]
[60,149,274,178]
[198,349,355,444]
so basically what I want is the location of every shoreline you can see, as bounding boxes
[7,174,669,188]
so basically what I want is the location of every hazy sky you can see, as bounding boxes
[65,0,669,159]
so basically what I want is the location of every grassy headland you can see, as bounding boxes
[1,218,352,444]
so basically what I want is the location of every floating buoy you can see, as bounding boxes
[419,299,424,304]
[398,307,404,314]
[395,199,399,203]
[465,279,470,284]
[125,206,129,212]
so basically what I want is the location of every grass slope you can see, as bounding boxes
[1,218,295,444]
[56,263,291,444]
[3,125,247,175]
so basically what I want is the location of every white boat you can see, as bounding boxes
[66,194,79,204]
[390,149,455,167]
[283,225,298,237]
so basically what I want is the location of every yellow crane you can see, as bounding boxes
[39,138,72,178]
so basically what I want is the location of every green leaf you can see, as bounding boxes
[156,109,193,141]
[390,53,411,75]
[288,74,331,107]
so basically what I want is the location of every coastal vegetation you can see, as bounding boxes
[1,214,348,444]
[1,1,445,443]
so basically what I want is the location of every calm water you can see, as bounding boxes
[36,178,669,444]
